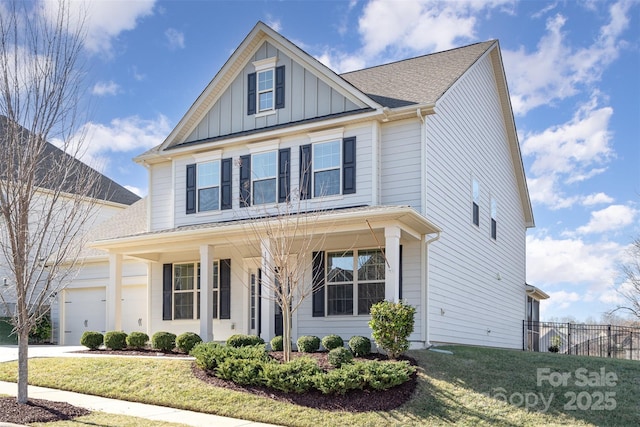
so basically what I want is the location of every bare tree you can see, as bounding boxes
[609,237,640,320]
[0,0,99,404]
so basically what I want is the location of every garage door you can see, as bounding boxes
[122,286,147,333]
[64,287,106,345]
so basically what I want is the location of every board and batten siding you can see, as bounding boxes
[184,41,363,144]
[380,119,423,209]
[149,161,173,231]
[172,124,373,228]
[425,53,527,349]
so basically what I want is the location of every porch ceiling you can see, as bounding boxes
[89,205,440,261]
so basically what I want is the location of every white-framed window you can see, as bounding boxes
[313,140,341,197]
[257,68,274,112]
[172,261,220,320]
[491,198,497,240]
[472,178,480,227]
[252,150,277,204]
[326,248,385,316]
[197,161,220,212]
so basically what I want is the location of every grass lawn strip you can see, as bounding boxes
[29,412,192,427]
[0,346,637,426]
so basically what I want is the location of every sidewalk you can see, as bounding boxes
[0,346,280,427]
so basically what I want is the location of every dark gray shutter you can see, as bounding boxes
[247,73,256,115]
[342,137,356,194]
[257,268,262,336]
[219,259,231,320]
[299,144,312,200]
[278,148,290,203]
[162,264,172,321]
[239,155,251,207]
[221,158,232,210]
[398,245,403,301]
[312,251,325,317]
[275,65,285,109]
[186,164,196,214]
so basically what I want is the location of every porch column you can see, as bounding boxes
[384,226,401,302]
[106,253,123,331]
[200,245,214,342]
[260,240,275,341]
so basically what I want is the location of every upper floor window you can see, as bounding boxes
[252,151,277,204]
[247,57,285,115]
[472,178,480,227]
[186,157,232,214]
[300,136,356,200]
[491,198,497,240]
[240,147,290,207]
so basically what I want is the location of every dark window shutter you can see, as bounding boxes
[257,268,262,336]
[299,144,312,200]
[278,148,290,203]
[275,65,285,109]
[162,264,173,321]
[219,259,231,320]
[342,137,356,194]
[312,251,325,317]
[247,72,256,115]
[186,164,196,214]
[221,158,232,210]
[239,155,251,207]
[398,245,403,301]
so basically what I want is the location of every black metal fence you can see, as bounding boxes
[523,320,640,360]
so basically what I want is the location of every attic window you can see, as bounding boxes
[248,57,285,115]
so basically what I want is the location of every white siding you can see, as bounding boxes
[380,119,422,209]
[425,54,527,349]
[149,161,173,231]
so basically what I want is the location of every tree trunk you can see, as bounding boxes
[17,327,29,403]
[282,303,292,362]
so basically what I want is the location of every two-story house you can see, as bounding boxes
[79,22,538,349]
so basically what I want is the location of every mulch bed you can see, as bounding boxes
[75,348,192,357]
[0,396,90,424]
[192,351,418,412]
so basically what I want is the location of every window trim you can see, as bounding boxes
[312,139,342,198]
[171,261,220,321]
[490,197,498,240]
[196,160,221,213]
[251,150,277,205]
[325,248,385,317]
[472,178,480,227]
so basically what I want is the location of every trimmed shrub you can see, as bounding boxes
[80,331,103,350]
[270,335,283,351]
[103,331,127,350]
[152,331,176,352]
[192,342,269,372]
[321,334,343,350]
[328,347,353,368]
[226,334,265,348]
[263,357,321,393]
[348,336,372,357]
[361,360,415,391]
[296,335,320,353]
[191,342,223,371]
[216,357,268,386]
[369,300,416,359]
[314,363,365,395]
[126,332,149,349]
[176,332,202,354]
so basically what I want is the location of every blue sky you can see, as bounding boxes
[30,0,640,322]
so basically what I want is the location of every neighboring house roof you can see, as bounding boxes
[526,284,550,300]
[0,115,140,206]
[341,40,496,108]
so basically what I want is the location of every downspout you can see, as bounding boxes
[423,231,441,348]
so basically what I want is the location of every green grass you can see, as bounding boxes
[0,346,638,426]
[30,412,191,427]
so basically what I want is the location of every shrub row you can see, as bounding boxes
[191,341,414,395]
[80,330,202,353]
[266,334,372,356]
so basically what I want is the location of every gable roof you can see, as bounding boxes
[341,40,496,108]
[0,115,140,206]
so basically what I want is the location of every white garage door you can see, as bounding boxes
[121,285,147,334]
[64,287,106,345]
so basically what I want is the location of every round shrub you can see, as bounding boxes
[262,357,321,393]
[270,335,283,351]
[322,334,344,350]
[226,334,264,348]
[348,336,372,357]
[80,331,103,350]
[152,331,176,352]
[104,331,128,350]
[328,347,353,368]
[126,331,149,349]
[176,332,202,354]
[296,335,320,353]
[369,300,416,359]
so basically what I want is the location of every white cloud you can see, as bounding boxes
[576,204,638,234]
[165,28,185,50]
[91,80,119,96]
[39,0,156,55]
[503,0,633,115]
[526,234,623,288]
[265,16,282,32]
[582,193,614,206]
[124,185,145,197]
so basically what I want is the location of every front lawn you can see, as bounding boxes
[0,346,638,426]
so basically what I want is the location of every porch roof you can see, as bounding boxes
[90,205,440,261]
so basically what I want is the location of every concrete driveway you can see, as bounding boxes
[0,345,85,363]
